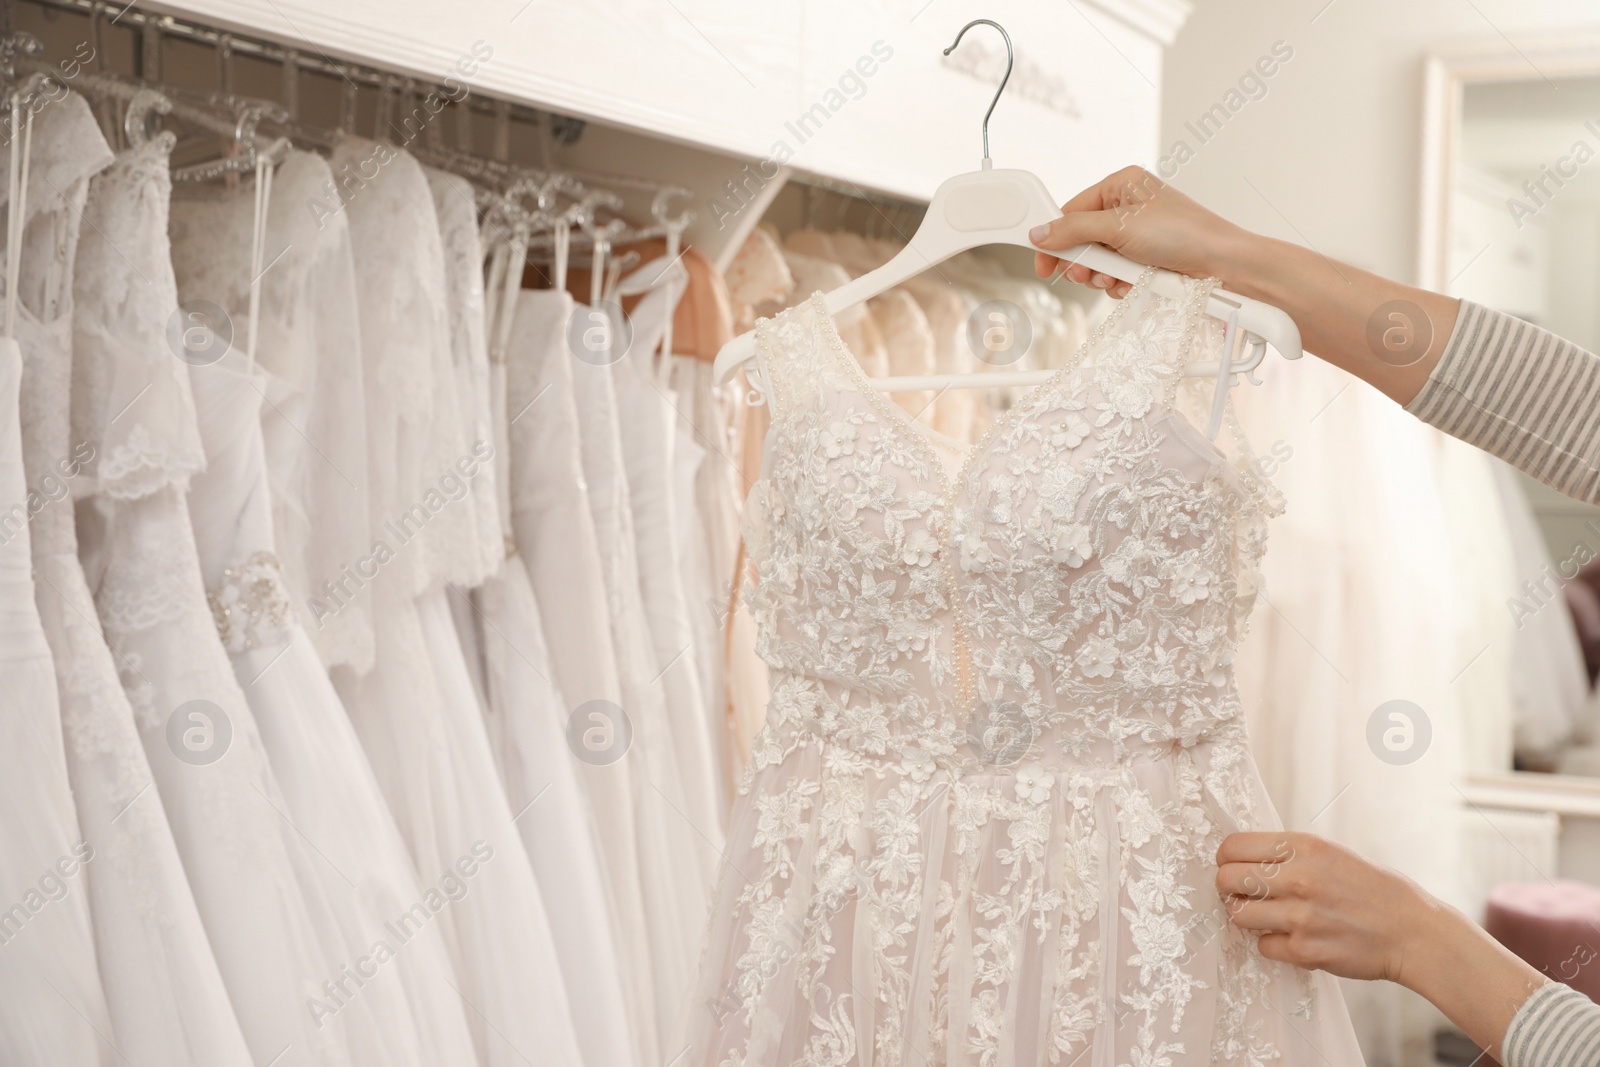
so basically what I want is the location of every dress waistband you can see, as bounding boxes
[761,667,1244,777]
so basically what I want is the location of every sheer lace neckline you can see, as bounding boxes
[799,268,1160,488]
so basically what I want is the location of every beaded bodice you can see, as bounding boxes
[742,270,1283,777]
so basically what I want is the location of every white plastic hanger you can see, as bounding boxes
[712,19,1302,391]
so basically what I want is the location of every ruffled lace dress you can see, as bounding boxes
[686,271,1366,1066]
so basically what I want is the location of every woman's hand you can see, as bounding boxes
[1028,166,1252,299]
[1031,166,1461,403]
[1216,831,1432,983]
[1217,830,1548,1060]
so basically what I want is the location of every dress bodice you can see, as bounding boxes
[168,149,375,667]
[743,270,1283,776]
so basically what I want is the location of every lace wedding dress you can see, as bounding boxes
[165,149,483,1067]
[326,137,583,1067]
[686,270,1365,1066]
[76,155,356,1067]
[28,111,252,1065]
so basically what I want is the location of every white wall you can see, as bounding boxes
[1158,0,1600,284]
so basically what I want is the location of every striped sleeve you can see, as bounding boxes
[1405,300,1600,504]
[1503,982,1600,1067]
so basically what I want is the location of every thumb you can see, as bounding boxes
[1029,208,1124,253]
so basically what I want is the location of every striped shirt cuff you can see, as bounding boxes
[1405,300,1600,505]
[1503,981,1600,1067]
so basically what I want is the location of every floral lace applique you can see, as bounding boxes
[207,550,293,654]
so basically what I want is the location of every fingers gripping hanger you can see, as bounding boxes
[713,18,1301,389]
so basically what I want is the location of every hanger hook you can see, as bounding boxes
[943,18,1012,165]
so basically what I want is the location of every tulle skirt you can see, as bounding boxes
[685,671,1366,1067]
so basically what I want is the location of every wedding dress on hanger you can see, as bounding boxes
[325,135,583,1067]
[76,149,356,1067]
[452,238,643,1067]
[612,255,727,848]
[165,148,483,1067]
[0,92,117,1067]
[570,284,712,1048]
[501,283,663,1063]
[687,269,1365,1065]
[424,167,502,707]
[26,102,252,1066]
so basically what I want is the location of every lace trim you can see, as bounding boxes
[98,423,203,499]
[207,550,293,653]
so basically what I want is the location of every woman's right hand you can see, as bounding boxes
[1216,830,1431,983]
[1217,830,1549,1061]
[1027,166,1254,298]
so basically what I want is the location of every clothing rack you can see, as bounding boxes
[8,0,589,147]
[5,0,696,253]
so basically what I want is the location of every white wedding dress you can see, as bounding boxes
[36,113,253,1065]
[688,271,1365,1066]
[77,148,356,1067]
[612,257,728,850]
[570,293,712,1047]
[449,227,645,1067]
[502,286,663,1062]
[166,149,484,1067]
[0,106,118,1062]
[0,333,116,1065]
[326,137,583,1067]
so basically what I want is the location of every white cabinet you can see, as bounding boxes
[162,0,1188,256]
[165,0,1186,190]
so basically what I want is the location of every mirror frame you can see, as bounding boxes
[1418,33,1600,293]
[1419,33,1600,799]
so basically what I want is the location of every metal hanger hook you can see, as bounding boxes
[943,18,1013,164]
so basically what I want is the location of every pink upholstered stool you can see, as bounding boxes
[1485,880,1600,1002]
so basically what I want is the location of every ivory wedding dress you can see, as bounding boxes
[612,257,727,848]
[326,137,583,1067]
[687,270,1365,1066]
[0,334,115,1066]
[502,287,662,1062]
[456,247,643,1067]
[39,117,252,1065]
[77,162,356,1067]
[0,100,117,1059]
[570,294,712,1047]
[166,150,483,1067]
